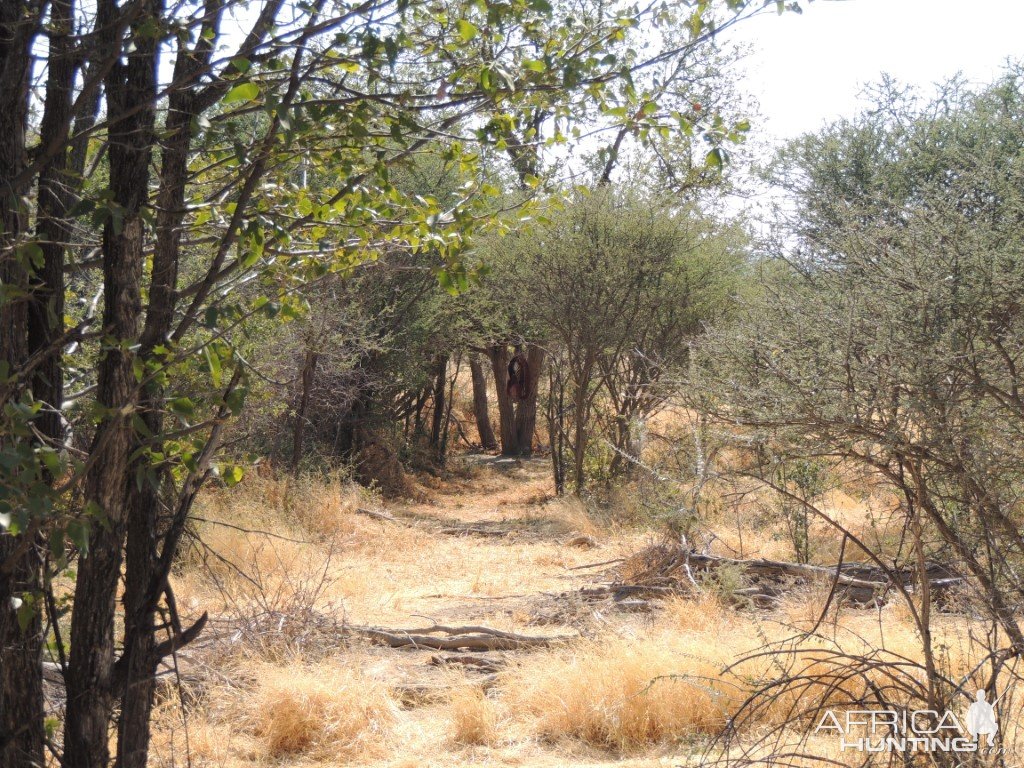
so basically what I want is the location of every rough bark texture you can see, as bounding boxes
[64,0,159,763]
[512,344,544,456]
[488,345,516,454]
[488,344,544,456]
[115,13,222,764]
[429,354,449,449]
[30,0,74,446]
[0,1,46,763]
[469,354,498,450]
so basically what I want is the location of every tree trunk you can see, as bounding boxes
[429,354,449,449]
[116,16,221,762]
[547,364,566,495]
[31,0,74,448]
[64,0,159,762]
[469,354,497,450]
[512,344,544,456]
[488,345,516,454]
[573,407,588,494]
[488,344,544,456]
[571,356,595,494]
[0,1,46,763]
[609,415,638,478]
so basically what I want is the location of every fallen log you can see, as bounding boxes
[685,553,889,590]
[356,507,398,523]
[438,526,509,538]
[568,557,625,571]
[354,623,574,651]
[430,653,505,673]
[621,543,966,609]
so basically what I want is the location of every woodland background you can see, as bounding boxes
[3,0,1024,765]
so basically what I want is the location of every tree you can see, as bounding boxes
[700,70,1024,757]
[2,0,786,759]
[491,186,745,492]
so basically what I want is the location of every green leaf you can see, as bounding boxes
[68,198,95,217]
[705,147,725,169]
[169,397,196,417]
[456,19,478,42]
[203,345,223,387]
[67,519,90,555]
[223,465,244,487]
[223,82,260,104]
[49,526,64,560]
[225,387,248,416]
[230,56,252,74]
[16,594,36,632]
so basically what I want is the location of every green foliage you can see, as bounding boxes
[702,66,1024,634]
[483,185,748,491]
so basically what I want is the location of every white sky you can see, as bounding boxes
[730,0,1024,143]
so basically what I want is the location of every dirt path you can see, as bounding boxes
[350,454,638,635]
[160,454,678,768]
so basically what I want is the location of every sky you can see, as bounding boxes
[730,0,1024,143]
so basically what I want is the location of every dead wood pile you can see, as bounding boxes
[616,542,964,609]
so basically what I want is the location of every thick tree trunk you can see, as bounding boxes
[469,354,498,450]
[488,345,516,454]
[512,344,544,456]
[488,344,544,457]
[30,0,74,446]
[116,21,216,764]
[64,1,159,763]
[0,2,47,764]
[0,539,44,768]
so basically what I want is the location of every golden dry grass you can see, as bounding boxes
[151,456,1020,768]
[248,662,396,758]
[501,630,744,749]
[447,681,501,746]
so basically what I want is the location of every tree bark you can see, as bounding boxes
[488,344,544,456]
[488,345,516,454]
[30,0,74,447]
[547,364,566,495]
[0,1,47,763]
[64,0,159,763]
[512,344,544,456]
[571,355,596,493]
[429,354,449,449]
[469,354,497,450]
[115,9,222,761]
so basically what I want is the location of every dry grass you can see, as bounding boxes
[502,633,743,750]
[150,660,397,766]
[152,457,1020,768]
[248,662,396,758]
[447,681,501,746]
[500,593,759,751]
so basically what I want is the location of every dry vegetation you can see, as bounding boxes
[146,450,1020,767]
